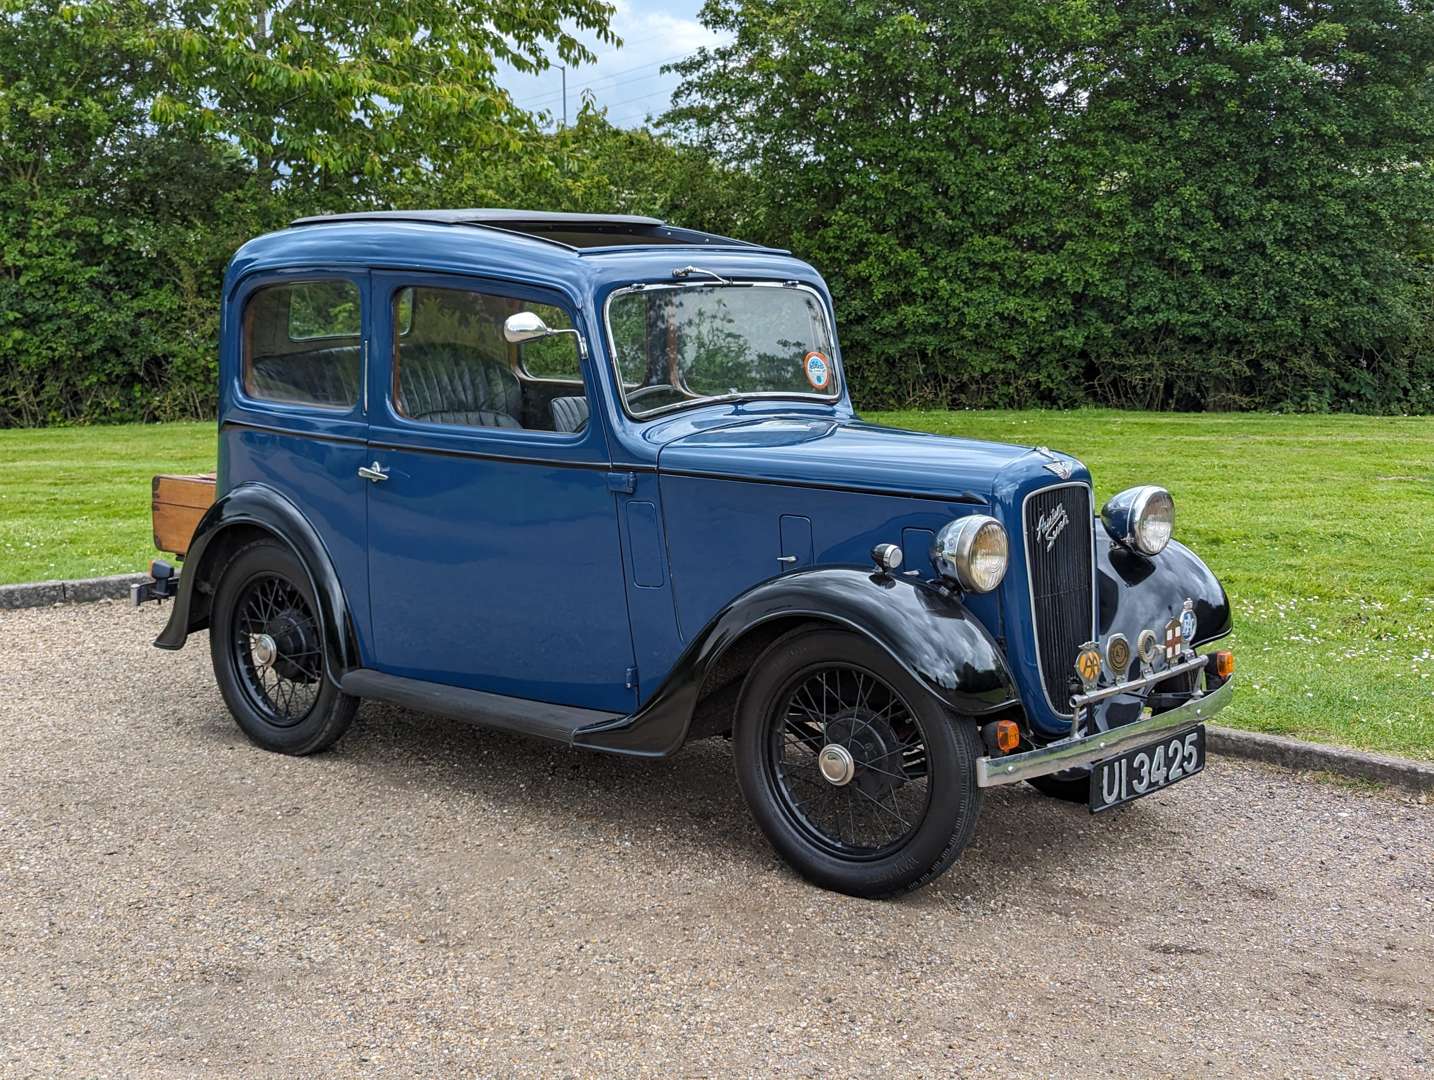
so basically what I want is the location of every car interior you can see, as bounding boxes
[242,281,590,433]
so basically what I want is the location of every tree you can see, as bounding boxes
[405,101,751,235]
[0,0,259,423]
[150,0,619,197]
[666,0,1434,412]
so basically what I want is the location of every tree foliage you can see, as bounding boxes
[4,0,1434,424]
[151,0,616,195]
[667,0,1434,412]
[0,0,713,424]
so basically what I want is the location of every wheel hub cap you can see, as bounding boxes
[251,633,278,670]
[817,743,856,786]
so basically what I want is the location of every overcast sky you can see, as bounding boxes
[499,0,729,129]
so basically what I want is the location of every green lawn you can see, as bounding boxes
[0,422,214,583]
[2,411,1431,760]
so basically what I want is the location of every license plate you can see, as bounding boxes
[1089,726,1205,813]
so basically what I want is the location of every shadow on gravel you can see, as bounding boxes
[184,693,1176,903]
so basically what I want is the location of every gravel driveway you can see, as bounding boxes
[1,601,1430,1078]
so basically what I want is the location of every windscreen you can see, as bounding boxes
[607,284,838,417]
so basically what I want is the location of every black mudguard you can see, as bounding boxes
[574,567,1017,758]
[1097,533,1232,649]
[153,483,358,687]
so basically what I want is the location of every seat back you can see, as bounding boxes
[396,343,522,428]
[249,346,360,408]
[549,395,590,433]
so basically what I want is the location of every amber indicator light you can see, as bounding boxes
[1212,650,1235,679]
[993,719,1020,754]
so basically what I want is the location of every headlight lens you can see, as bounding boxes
[1101,485,1174,556]
[932,515,1009,592]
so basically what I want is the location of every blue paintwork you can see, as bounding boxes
[161,217,1232,749]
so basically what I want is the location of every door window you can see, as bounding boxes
[390,286,588,434]
[243,280,362,408]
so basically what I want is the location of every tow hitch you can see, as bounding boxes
[131,560,179,606]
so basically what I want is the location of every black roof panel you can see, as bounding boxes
[287,208,755,251]
[290,208,666,228]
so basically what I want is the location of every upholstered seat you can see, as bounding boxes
[397,344,523,428]
[248,342,527,428]
[249,346,360,407]
[549,395,590,433]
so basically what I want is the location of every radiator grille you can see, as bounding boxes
[1023,484,1095,714]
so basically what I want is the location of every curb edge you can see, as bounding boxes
[1208,725,1433,795]
[0,573,145,610]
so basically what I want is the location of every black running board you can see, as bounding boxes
[340,669,624,746]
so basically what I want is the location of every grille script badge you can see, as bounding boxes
[1035,503,1070,552]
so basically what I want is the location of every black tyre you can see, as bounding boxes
[733,627,984,898]
[1026,771,1091,803]
[209,538,357,755]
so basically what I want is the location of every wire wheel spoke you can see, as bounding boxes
[233,573,320,727]
[768,661,931,859]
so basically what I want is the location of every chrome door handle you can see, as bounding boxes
[357,461,389,483]
[777,555,798,564]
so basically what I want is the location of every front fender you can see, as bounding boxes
[153,483,358,686]
[1097,533,1232,648]
[574,567,1016,758]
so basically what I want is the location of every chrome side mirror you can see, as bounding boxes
[502,311,552,344]
[502,311,588,360]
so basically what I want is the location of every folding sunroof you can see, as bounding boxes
[289,209,754,250]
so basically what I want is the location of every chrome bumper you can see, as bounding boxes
[975,673,1235,788]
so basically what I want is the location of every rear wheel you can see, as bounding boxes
[209,538,357,755]
[733,627,983,898]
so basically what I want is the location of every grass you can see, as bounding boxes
[1,410,1430,759]
[0,422,214,584]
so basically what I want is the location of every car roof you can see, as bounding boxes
[227,213,818,301]
[288,208,765,252]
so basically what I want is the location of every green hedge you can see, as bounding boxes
[667,0,1434,414]
[5,0,1434,424]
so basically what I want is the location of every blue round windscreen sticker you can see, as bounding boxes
[804,351,831,390]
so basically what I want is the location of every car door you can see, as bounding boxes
[222,270,375,656]
[363,271,638,713]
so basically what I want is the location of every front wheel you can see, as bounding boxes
[1026,771,1091,803]
[209,538,357,755]
[733,627,984,898]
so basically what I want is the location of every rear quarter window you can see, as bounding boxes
[243,280,361,409]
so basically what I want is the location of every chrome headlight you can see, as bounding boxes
[932,515,1008,592]
[1101,485,1174,556]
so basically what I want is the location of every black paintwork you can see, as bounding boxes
[155,483,359,687]
[340,669,621,743]
[158,488,1229,758]
[1096,532,1232,648]
[572,567,1018,758]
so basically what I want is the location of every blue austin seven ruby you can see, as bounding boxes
[135,210,1235,897]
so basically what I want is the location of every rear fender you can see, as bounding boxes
[153,483,358,686]
[574,567,1016,758]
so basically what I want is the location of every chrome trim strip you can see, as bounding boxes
[976,675,1234,787]
[1021,480,1097,717]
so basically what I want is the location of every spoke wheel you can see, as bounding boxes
[734,626,984,898]
[209,538,357,756]
[767,663,932,859]
[231,572,323,726]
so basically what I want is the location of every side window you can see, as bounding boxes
[391,286,587,434]
[516,302,580,380]
[243,280,361,408]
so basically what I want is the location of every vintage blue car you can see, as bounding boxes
[137,209,1234,898]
